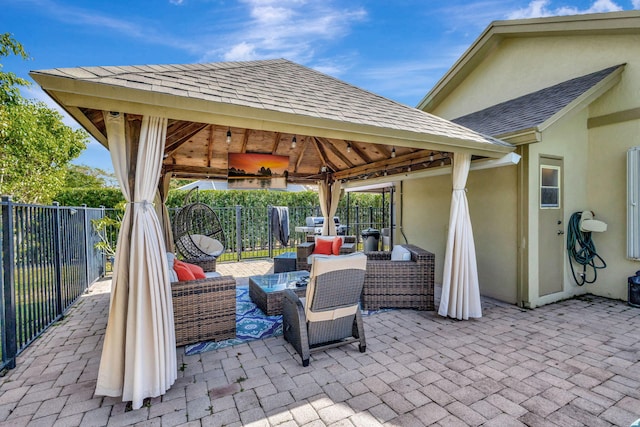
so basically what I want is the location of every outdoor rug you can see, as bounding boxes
[184,285,388,356]
[185,285,282,356]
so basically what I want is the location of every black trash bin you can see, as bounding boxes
[362,228,380,252]
[629,270,640,308]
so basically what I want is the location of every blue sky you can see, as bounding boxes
[2,0,639,173]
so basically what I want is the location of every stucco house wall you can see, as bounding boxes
[399,165,519,304]
[413,14,640,307]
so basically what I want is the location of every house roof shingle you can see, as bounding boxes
[451,65,624,137]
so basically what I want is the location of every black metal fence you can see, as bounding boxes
[0,197,105,371]
[0,199,388,371]
[202,205,389,262]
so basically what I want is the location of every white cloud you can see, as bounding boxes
[17,0,367,71]
[508,0,623,19]
[632,0,640,8]
[10,0,204,54]
[224,42,259,61]
[207,0,367,64]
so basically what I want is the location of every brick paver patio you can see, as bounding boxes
[0,259,639,426]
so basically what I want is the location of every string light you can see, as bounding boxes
[407,163,412,172]
[391,147,396,158]
[429,153,434,162]
[347,142,351,153]
[226,128,231,144]
[291,135,297,149]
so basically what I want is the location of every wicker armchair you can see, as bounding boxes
[362,244,435,311]
[283,253,367,366]
[171,273,236,347]
[296,235,357,271]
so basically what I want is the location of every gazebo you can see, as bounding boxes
[31,59,516,409]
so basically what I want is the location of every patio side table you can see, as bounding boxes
[274,251,297,273]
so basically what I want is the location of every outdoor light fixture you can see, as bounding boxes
[383,170,388,176]
[391,147,396,158]
[407,163,412,172]
[291,135,297,149]
[347,142,351,153]
[429,153,434,162]
[226,128,232,144]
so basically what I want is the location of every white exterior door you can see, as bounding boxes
[538,157,564,296]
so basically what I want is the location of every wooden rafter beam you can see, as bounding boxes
[165,121,209,155]
[294,137,306,174]
[347,140,372,164]
[334,150,445,180]
[312,137,338,172]
[271,132,281,154]
[207,125,215,168]
[240,129,251,153]
[164,164,228,177]
[316,137,355,169]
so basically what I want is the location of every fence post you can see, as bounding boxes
[355,205,360,246]
[369,206,374,229]
[389,186,395,247]
[345,192,350,233]
[82,204,90,292]
[236,205,242,261]
[267,205,273,258]
[52,202,63,316]
[1,196,17,369]
[99,206,106,277]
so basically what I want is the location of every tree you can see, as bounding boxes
[0,33,89,204]
[0,33,29,105]
[64,164,116,188]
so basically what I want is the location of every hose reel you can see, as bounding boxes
[567,211,607,286]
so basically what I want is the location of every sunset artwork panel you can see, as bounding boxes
[228,153,289,189]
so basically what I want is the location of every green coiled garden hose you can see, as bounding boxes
[566,212,607,286]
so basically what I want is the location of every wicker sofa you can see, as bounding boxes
[362,244,435,311]
[296,235,357,271]
[170,258,236,347]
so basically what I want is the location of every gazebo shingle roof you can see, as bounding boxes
[40,59,510,148]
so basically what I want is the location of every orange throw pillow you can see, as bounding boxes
[175,259,206,279]
[332,237,342,255]
[313,238,333,255]
[185,263,206,279]
[173,259,207,280]
[173,263,195,281]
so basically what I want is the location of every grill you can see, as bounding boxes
[294,216,348,235]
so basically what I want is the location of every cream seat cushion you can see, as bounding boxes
[391,245,411,261]
[191,234,224,257]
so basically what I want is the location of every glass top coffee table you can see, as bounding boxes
[248,270,310,316]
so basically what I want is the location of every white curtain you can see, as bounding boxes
[318,179,341,235]
[95,114,177,409]
[438,152,482,320]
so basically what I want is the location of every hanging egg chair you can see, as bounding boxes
[173,188,226,270]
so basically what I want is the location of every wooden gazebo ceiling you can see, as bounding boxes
[82,108,452,184]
